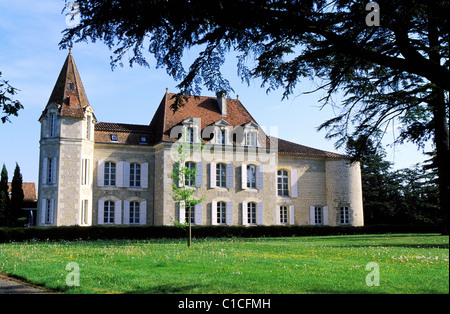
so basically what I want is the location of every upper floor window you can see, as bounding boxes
[186,127,194,143]
[185,162,196,186]
[218,129,226,145]
[49,113,56,137]
[216,163,226,188]
[104,161,116,186]
[246,130,257,146]
[85,115,91,140]
[247,165,257,189]
[130,163,141,187]
[277,170,289,197]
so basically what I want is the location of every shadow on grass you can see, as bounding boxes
[126,283,210,294]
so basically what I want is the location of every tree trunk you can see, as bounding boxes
[431,88,449,235]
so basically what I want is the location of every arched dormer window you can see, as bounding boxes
[242,121,259,147]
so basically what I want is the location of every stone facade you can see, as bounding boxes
[37,53,364,228]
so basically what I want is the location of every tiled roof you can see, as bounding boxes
[94,122,155,145]
[7,182,37,202]
[40,52,90,119]
[149,92,267,145]
[270,137,349,159]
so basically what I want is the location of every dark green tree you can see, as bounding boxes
[0,164,9,226]
[0,72,23,123]
[60,0,449,234]
[10,163,25,227]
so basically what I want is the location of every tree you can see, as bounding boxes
[10,163,25,227]
[0,72,23,123]
[0,164,9,226]
[60,0,449,234]
[169,140,204,247]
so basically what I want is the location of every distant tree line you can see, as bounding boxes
[347,137,440,226]
[0,163,25,227]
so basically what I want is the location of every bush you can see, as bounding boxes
[0,224,441,243]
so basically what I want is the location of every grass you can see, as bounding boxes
[0,234,448,294]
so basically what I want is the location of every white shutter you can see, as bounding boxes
[196,162,203,188]
[310,205,315,225]
[242,201,248,225]
[42,158,48,184]
[323,206,329,225]
[241,164,247,189]
[226,163,234,188]
[114,200,122,224]
[289,205,295,225]
[40,199,47,224]
[140,201,147,225]
[290,169,298,198]
[210,162,216,188]
[116,161,124,187]
[123,162,130,188]
[123,200,130,225]
[141,163,149,188]
[276,206,281,225]
[97,161,104,187]
[256,202,263,225]
[195,202,202,225]
[211,201,217,225]
[87,200,92,226]
[49,199,54,224]
[256,165,264,189]
[177,162,185,188]
[98,200,104,224]
[178,201,186,224]
[226,201,233,225]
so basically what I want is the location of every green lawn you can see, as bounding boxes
[0,234,448,294]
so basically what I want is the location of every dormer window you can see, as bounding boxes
[242,121,259,147]
[110,134,118,141]
[212,119,230,145]
[246,131,257,146]
[178,116,200,144]
[218,129,226,145]
[140,136,147,143]
[49,112,56,137]
[186,127,194,143]
[68,83,74,90]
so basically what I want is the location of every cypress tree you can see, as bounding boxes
[0,164,9,226]
[10,163,24,227]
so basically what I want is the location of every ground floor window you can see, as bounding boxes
[104,201,115,224]
[129,201,140,224]
[315,207,323,225]
[280,206,288,224]
[247,202,256,225]
[185,204,195,224]
[217,201,226,224]
[340,206,349,225]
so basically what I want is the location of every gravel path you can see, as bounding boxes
[0,274,52,294]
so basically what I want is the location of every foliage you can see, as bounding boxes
[0,165,9,226]
[0,72,23,123]
[0,235,448,294]
[10,163,25,227]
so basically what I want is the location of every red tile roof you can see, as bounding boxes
[270,137,349,159]
[7,182,37,202]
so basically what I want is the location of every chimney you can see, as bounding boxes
[217,90,227,116]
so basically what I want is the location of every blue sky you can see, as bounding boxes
[0,0,431,184]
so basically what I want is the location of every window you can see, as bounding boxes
[45,199,53,224]
[129,201,140,224]
[81,200,88,225]
[140,136,147,143]
[49,113,56,137]
[247,202,256,225]
[85,115,91,140]
[314,207,323,225]
[216,163,226,188]
[186,127,194,143]
[218,129,226,145]
[68,83,74,90]
[81,159,89,185]
[340,206,350,225]
[280,206,288,224]
[110,134,118,141]
[185,204,195,224]
[277,170,289,197]
[217,201,226,225]
[104,162,116,186]
[130,163,141,187]
[47,158,54,184]
[104,201,115,224]
[247,165,256,189]
[185,162,196,187]
[246,131,257,146]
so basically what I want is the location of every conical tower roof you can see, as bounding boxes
[42,49,90,118]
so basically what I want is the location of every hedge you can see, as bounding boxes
[0,224,441,243]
